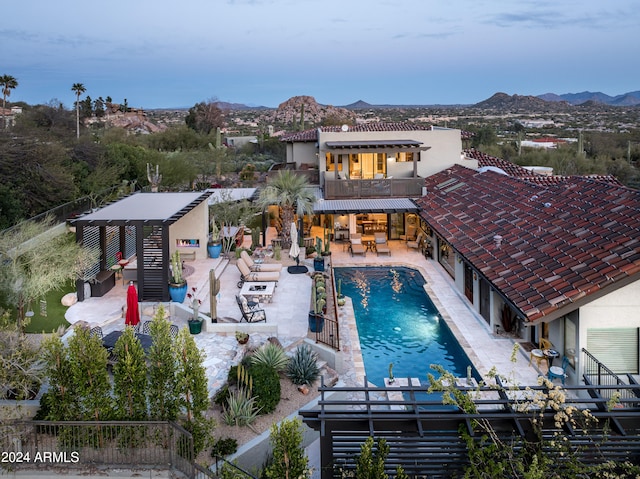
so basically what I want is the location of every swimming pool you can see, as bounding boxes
[335,266,478,387]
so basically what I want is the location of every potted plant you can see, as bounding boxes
[313,238,324,272]
[308,282,324,333]
[207,220,223,258]
[187,287,203,334]
[235,331,249,344]
[169,251,188,303]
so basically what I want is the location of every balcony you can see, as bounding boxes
[324,177,424,199]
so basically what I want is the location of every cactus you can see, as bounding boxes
[170,251,183,284]
[147,163,162,192]
[209,269,221,321]
[324,227,331,253]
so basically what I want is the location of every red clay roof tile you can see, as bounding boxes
[416,164,640,323]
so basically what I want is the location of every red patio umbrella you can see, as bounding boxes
[125,281,140,327]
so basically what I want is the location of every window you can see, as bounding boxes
[396,152,415,162]
[326,153,343,172]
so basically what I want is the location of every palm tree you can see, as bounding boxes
[257,170,316,249]
[1,74,18,128]
[71,83,86,138]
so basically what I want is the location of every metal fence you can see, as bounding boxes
[1,420,196,477]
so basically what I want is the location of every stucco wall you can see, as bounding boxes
[578,280,640,348]
[169,200,209,259]
[316,128,469,179]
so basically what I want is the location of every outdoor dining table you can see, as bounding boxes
[102,330,153,353]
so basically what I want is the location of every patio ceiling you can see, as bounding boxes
[73,192,210,226]
[313,197,419,214]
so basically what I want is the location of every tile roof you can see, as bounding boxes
[465,148,534,177]
[415,165,640,322]
[280,122,433,142]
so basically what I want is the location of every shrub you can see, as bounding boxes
[210,437,238,458]
[249,363,281,414]
[249,343,290,373]
[286,344,320,386]
[213,384,230,407]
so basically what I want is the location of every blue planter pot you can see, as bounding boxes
[313,257,325,272]
[308,312,325,333]
[169,282,188,303]
[208,243,222,258]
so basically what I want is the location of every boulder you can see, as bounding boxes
[61,292,78,307]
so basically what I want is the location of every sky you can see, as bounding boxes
[3,0,639,110]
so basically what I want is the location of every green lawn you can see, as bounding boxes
[24,281,76,333]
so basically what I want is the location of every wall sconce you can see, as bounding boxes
[473,272,478,281]
[457,255,462,263]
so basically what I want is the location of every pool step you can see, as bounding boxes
[385,377,421,410]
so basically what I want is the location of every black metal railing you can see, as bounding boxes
[301,378,640,479]
[311,260,340,351]
[2,421,195,477]
[582,348,640,404]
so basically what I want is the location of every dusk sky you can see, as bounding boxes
[3,0,638,109]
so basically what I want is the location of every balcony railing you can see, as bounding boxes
[324,177,424,199]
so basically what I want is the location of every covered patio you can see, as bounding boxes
[72,192,210,302]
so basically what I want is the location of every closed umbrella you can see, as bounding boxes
[125,281,140,327]
[289,222,300,266]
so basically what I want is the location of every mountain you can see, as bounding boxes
[272,95,356,125]
[473,92,565,111]
[214,101,269,110]
[537,90,640,106]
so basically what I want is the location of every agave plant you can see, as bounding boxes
[286,344,320,386]
[222,389,261,427]
[249,343,290,373]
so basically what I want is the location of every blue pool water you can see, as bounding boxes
[335,266,478,387]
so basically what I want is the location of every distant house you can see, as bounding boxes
[224,136,258,148]
[414,164,640,382]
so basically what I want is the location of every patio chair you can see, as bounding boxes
[141,320,152,335]
[89,326,103,340]
[529,337,552,368]
[548,356,569,384]
[349,234,366,257]
[240,250,282,272]
[169,324,179,339]
[407,233,423,251]
[374,232,391,256]
[236,295,267,323]
[236,258,280,288]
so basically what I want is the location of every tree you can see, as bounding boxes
[0,216,98,330]
[209,191,257,256]
[354,437,389,479]
[112,327,149,420]
[185,99,225,134]
[257,170,316,249]
[41,335,77,421]
[67,326,113,420]
[175,327,214,454]
[0,74,18,128]
[71,82,86,138]
[147,305,179,421]
[265,418,310,479]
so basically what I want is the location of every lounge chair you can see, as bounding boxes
[240,250,282,272]
[236,257,280,288]
[236,295,267,323]
[407,233,423,251]
[374,232,391,256]
[349,235,366,257]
